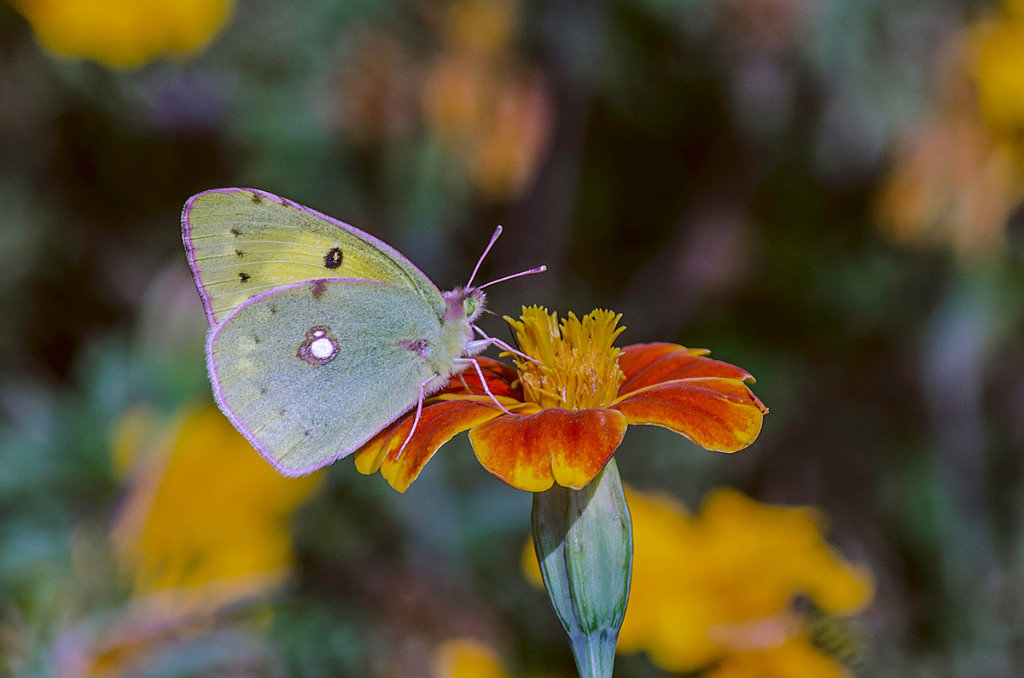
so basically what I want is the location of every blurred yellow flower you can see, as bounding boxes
[433,638,511,678]
[525,487,873,676]
[442,0,518,56]
[705,636,850,678]
[111,406,319,605]
[971,0,1024,137]
[50,405,316,676]
[108,404,158,477]
[11,0,233,68]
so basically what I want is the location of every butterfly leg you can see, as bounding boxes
[469,326,538,363]
[395,378,429,460]
[455,357,513,415]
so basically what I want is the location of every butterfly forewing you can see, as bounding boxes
[208,279,443,475]
[184,188,444,325]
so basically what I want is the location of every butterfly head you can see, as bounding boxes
[443,286,487,323]
[446,224,545,326]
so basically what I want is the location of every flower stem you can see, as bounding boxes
[531,458,633,678]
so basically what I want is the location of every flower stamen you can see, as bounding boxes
[505,307,626,410]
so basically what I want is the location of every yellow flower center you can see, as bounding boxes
[505,306,626,410]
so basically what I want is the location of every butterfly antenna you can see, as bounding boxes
[478,265,547,290]
[467,225,503,288]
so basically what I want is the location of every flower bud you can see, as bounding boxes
[531,458,632,678]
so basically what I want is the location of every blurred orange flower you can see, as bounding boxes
[878,109,1018,260]
[355,307,766,492]
[878,0,1024,262]
[421,55,551,199]
[420,0,551,200]
[111,405,319,605]
[326,0,550,199]
[526,487,873,676]
[327,30,419,143]
[11,0,232,68]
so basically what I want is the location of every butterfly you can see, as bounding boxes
[182,188,542,476]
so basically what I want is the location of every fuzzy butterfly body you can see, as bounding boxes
[183,188,491,476]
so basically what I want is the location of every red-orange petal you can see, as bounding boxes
[445,357,522,399]
[619,343,754,395]
[353,399,507,492]
[468,407,628,491]
[614,377,767,452]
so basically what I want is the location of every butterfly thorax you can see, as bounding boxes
[422,286,486,378]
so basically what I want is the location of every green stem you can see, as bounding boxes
[568,630,617,678]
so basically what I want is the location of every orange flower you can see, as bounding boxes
[355,307,766,492]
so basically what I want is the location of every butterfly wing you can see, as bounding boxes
[183,188,445,325]
[207,278,445,475]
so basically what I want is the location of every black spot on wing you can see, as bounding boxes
[311,281,326,300]
[251,193,262,204]
[239,272,251,283]
[324,247,343,269]
[230,228,242,237]
[235,249,244,257]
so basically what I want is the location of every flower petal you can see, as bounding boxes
[446,357,522,399]
[619,343,754,395]
[353,358,520,493]
[354,399,506,492]
[615,378,766,452]
[469,408,628,491]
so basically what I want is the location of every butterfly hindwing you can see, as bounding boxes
[183,188,445,325]
[207,278,445,475]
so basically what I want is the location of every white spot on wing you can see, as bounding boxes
[310,336,336,359]
[297,325,340,365]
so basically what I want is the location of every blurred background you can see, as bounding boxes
[2,0,1024,676]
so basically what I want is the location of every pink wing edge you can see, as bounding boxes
[204,277,419,477]
[181,187,441,328]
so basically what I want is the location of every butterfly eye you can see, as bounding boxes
[460,289,487,322]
